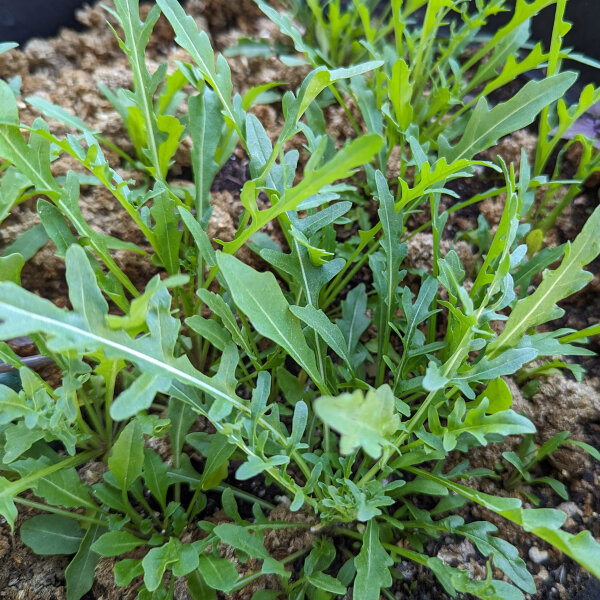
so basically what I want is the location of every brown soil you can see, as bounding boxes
[0,1,598,599]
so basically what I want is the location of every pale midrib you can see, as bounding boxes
[494,242,591,353]
[41,478,97,510]
[454,89,549,162]
[405,291,429,344]
[293,239,313,305]
[123,13,161,175]
[0,129,57,194]
[346,301,363,354]
[0,301,234,408]
[233,278,316,379]
[193,106,209,214]
[160,3,235,125]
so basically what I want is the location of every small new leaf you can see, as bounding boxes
[315,385,400,459]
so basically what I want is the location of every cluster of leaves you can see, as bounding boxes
[268,0,600,238]
[0,1,599,599]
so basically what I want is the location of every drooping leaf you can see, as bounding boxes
[408,467,600,580]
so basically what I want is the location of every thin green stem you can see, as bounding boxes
[215,484,275,511]
[535,0,567,175]
[14,498,108,526]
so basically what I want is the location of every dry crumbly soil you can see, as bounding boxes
[0,1,599,599]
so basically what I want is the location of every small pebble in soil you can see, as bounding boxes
[535,566,551,582]
[529,546,550,564]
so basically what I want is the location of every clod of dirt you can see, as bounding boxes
[513,375,600,475]
[0,508,69,600]
[484,129,538,176]
[405,232,475,274]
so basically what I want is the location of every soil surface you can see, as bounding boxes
[0,1,598,599]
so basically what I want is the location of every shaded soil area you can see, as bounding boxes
[0,1,598,599]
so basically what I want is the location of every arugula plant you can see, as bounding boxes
[265,0,600,269]
[0,1,599,599]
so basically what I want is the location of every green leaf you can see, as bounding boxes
[1,477,24,532]
[454,349,537,395]
[20,514,83,555]
[142,539,179,591]
[114,558,144,587]
[489,204,600,355]
[217,252,320,385]
[156,114,185,177]
[440,73,577,162]
[212,523,270,559]
[1,223,48,261]
[222,135,383,253]
[0,81,58,196]
[566,440,600,462]
[290,304,354,371]
[26,96,98,135]
[108,419,145,491]
[188,569,217,600]
[0,245,244,419]
[304,538,336,576]
[261,245,344,308]
[178,206,216,268]
[111,372,171,420]
[144,449,169,510]
[172,542,200,577]
[306,572,347,594]
[110,0,164,174]
[65,524,103,600]
[155,0,236,127]
[151,188,182,275]
[473,378,513,414]
[454,521,535,593]
[354,521,392,600]
[186,315,230,350]
[35,466,98,511]
[235,454,289,480]
[168,397,196,459]
[247,113,273,176]
[189,89,223,215]
[336,284,370,362]
[0,167,32,226]
[196,288,251,353]
[315,385,400,459]
[37,199,78,257]
[197,555,239,591]
[198,433,235,490]
[408,467,600,580]
[389,59,413,130]
[0,253,24,284]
